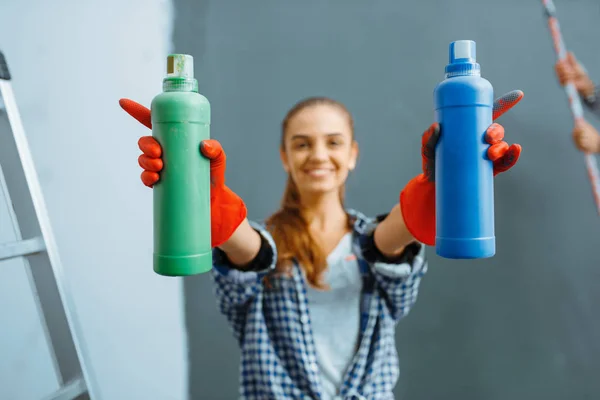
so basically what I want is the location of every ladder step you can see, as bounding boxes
[0,236,46,261]
[42,377,88,400]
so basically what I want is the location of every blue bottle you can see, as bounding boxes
[433,40,495,259]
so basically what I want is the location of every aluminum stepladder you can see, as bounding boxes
[0,51,98,399]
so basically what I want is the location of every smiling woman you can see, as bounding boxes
[119,92,523,399]
[267,97,359,290]
[281,98,357,192]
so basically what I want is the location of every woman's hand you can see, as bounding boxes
[400,90,524,246]
[119,98,247,248]
[555,52,596,97]
[572,118,600,154]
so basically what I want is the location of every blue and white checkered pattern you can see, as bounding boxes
[211,209,428,400]
[582,85,600,117]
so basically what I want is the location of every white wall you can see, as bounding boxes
[0,1,188,399]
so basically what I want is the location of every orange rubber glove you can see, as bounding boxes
[400,90,524,246]
[119,98,247,248]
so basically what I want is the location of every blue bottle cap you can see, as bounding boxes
[445,40,480,78]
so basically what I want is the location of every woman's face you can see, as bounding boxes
[281,104,358,197]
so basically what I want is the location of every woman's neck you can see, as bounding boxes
[301,190,349,233]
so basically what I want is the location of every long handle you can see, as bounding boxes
[542,0,600,215]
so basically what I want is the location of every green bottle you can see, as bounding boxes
[151,54,212,276]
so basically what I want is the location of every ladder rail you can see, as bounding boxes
[0,105,67,394]
[0,50,98,399]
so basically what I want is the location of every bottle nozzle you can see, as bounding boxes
[449,40,476,63]
[167,54,194,79]
[445,40,480,78]
[163,54,198,92]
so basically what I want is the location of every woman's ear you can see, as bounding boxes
[280,148,290,173]
[349,141,359,171]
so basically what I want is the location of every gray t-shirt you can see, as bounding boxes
[305,233,362,400]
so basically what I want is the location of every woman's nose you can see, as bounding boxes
[309,142,329,161]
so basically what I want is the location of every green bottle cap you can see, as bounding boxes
[163,54,198,92]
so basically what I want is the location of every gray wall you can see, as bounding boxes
[0,1,188,399]
[2,0,600,399]
[174,0,600,399]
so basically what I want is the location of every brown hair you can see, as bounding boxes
[264,97,354,289]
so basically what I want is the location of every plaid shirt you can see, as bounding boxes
[582,85,600,117]
[211,209,428,400]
